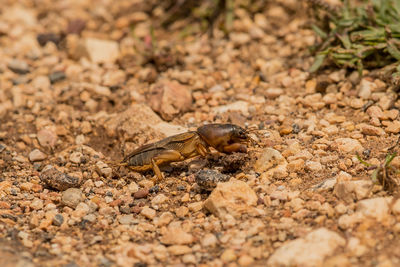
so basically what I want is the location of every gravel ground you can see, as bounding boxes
[1,1,400,266]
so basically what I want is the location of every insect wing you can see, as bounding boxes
[122,132,197,162]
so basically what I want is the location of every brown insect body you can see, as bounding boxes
[122,123,248,182]
[197,123,248,153]
[123,131,206,171]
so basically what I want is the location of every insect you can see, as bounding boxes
[120,123,249,182]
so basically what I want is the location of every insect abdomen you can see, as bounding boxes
[125,148,166,170]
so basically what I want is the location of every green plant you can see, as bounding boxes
[356,152,399,192]
[310,0,400,80]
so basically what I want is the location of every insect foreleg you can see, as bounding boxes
[222,143,247,153]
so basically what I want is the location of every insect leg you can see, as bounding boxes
[151,158,164,183]
[151,150,184,183]
[196,143,209,157]
[222,143,247,153]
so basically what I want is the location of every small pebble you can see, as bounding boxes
[221,249,237,262]
[37,129,57,148]
[53,214,64,226]
[120,206,131,214]
[40,166,81,191]
[134,188,149,199]
[141,207,156,219]
[238,255,255,266]
[70,152,83,164]
[83,214,97,223]
[30,198,43,210]
[37,33,62,46]
[8,59,30,74]
[49,71,66,84]
[29,149,47,162]
[195,169,229,191]
[61,188,83,208]
[119,214,135,225]
[33,162,42,171]
[175,206,189,218]
[149,185,160,194]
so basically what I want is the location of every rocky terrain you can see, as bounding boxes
[1,0,400,266]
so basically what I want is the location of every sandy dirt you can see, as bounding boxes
[1,0,400,266]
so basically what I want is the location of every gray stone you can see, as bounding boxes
[254,148,288,177]
[358,79,375,99]
[212,101,249,116]
[49,71,66,84]
[77,38,119,63]
[40,166,81,191]
[204,179,260,219]
[147,80,192,121]
[83,214,97,223]
[69,152,83,164]
[357,197,392,222]
[334,138,364,154]
[53,214,64,226]
[29,149,47,162]
[8,59,30,74]
[267,228,346,266]
[119,214,135,225]
[61,188,83,208]
[102,104,187,140]
[37,129,57,148]
[195,170,229,191]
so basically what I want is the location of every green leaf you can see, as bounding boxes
[356,46,376,59]
[394,0,400,16]
[332,53,354,60]
[337,18,357,28]
[337,33,352,49]
[309,53,327,73]
[385,152,397,167]
[311,0,400,74]
[357,59,364,76]
[334,59,356,67]
[387,41,400,61]
[356,153,372,167]
[342,0,351,20]
[371,169,379,184]
[311,24,328,39]
[225,0,234,32]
